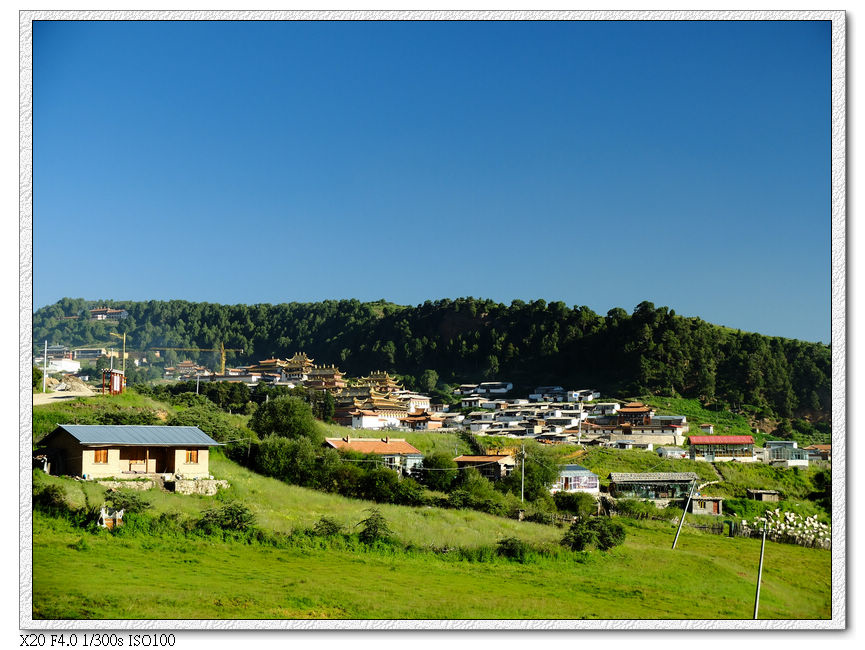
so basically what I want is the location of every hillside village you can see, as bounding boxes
[33,346,831,526]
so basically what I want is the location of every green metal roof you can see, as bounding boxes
[53,425,222,447]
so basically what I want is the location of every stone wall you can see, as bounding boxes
[170,479,230,496]
[97,480,155,491]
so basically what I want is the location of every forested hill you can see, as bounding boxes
[34,297,830,420]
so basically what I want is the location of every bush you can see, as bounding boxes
[198,502,256,533]
[561,517,627,552]
[448,468,512,516]
[169,405,242,443]
[312,516,343,537]
[592,518,626,551]
[106,489,151,514]
[496,537,529,562]
[554,492,597,519]
[614,499,657,520]
[392,477,427,506]
[359,466,401,503]
[561,518,597,551]
[33,484,68,514]
[418,453,458,492]
[356,508,393,545]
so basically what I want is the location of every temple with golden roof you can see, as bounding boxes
[356,371,403,392]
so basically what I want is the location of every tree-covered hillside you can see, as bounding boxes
[33,297,830,420]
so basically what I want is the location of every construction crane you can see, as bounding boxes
[149,343,244,375]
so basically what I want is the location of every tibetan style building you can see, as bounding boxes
[616,402,655,426]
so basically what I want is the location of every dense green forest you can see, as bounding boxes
[33,297,830,421]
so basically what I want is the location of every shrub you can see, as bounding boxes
[198,502,256,533]
[356,508,393,545]
[312,516,342,537]
[106,489,151,514]
[496,537,529,562]
[561,518,597,552]
[392,477,427,506]
[359,467,401,503]
[169,405,241,443]
[418,453,458,492]
[592,518,626,551]
[614,499,657,520]
[554,492,597,519]
[33,484,69,514]
[561,517,626,552]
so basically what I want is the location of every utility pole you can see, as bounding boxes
[672,479,697,550]
[577,400,583,446]
[196,373,200,394]
[521,443,526,503]
[109,349,114,371]
[42,340,47,393]
[754,522,768,619]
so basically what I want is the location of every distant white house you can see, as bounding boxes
[551,465,600,495]
[475,381,513,394]
[46,358,81,374]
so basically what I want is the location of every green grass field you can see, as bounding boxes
[31,391,832,620]
[33,455,562,549]
[32,511,831,620]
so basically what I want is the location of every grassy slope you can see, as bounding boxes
[33,454,561,549]
[32,392,173,441]
[32,512,830,620]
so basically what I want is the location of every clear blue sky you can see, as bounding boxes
[33,20,831,342]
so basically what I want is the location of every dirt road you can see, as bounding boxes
[32,388,96,406]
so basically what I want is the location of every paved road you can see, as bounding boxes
[32,388,96,406]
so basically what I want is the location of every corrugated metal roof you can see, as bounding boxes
[560,464,597,475]
[55,425,222,446]
[609,472,699,482]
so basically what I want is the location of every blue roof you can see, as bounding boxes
[559,464,596,475]
[53,425,222,446]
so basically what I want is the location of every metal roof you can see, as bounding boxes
[54,425,222,446]
[559,464,597,475]
[609,472,699,482]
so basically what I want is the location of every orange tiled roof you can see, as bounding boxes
[325,437,421,455]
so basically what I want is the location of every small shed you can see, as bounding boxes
[746,489,781,502]
[657,446,688,459]
[690,496,724,516]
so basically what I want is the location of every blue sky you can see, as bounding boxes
[33,20,831,342]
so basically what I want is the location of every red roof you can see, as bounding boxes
[689,435,754,445]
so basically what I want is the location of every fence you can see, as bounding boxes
[727,521,831,549]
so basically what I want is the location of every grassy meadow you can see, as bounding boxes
[31,389,833,621]
[32,509,831,620]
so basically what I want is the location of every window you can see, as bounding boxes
[186,450,199,464]
[94,449,108,464]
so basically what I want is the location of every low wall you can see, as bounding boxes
[97,480,155,491]
[169,479,230,496]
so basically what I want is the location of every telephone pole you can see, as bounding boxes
[521,443,525,503]
[672,479,697,550]
[754,522,768,619]
[42,340,47,393]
